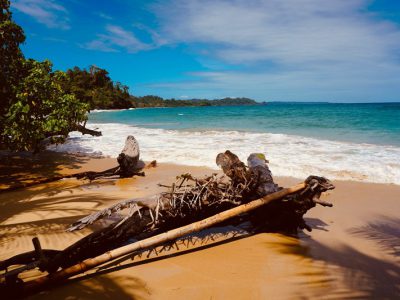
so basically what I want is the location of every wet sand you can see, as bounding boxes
[0,153,399,299]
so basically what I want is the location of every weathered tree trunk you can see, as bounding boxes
[247,153,280,196]
[117,135,140,177]
[216,151,279,196]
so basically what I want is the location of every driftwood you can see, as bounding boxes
[20,182,309,295]
[43,124,102,140]
[117,135,140,177]
[40,151,287,273]
[0,150,335,297]
[1,136,147,192]
[74,124,102,137]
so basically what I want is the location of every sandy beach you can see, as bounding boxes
[0,153,399,299]
[3,0,400,298]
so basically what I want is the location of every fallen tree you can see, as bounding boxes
[74,124,102,137]
[0,150,334,297]
[1,135,149,192]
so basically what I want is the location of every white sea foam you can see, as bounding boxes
[48,122,400,185]
[91,109,130,113]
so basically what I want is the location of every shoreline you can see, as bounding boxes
[0,153,399,299]
[3,149,400,188]
[90,103,263,112]
[48,123,400,185]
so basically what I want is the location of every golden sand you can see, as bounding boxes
[0,153,399,299]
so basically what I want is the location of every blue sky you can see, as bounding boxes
[10,0,400,102]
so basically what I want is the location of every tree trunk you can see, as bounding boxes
[117,135,140,177]
[74,124,102,136]
[247,153,280,196]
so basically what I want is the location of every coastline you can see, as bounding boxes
[0,153,399,299]
[48,121,400,185]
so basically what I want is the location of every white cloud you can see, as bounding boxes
[12,0,70,29]
[156,0,400,64]
[42,37,66,43]
[83,39,118,53]
[83,25,151,53]
[96,12,113,20]
[132,23,168,47]
[151,0,400,101]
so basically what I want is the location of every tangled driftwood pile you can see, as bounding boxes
[0,138,335,298]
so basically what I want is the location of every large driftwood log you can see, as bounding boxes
[20,182,309,295]
[216,151,279,197]
[117,135,140,177]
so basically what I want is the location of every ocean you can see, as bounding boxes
[50,103,400,184]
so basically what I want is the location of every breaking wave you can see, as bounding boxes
[48,123,400,185]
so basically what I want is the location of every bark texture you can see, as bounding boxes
[117,135,140,177]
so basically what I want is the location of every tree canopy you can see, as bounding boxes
[61,66,132,110]
[0,0,25,129]
[4,59,88,151]
[0,1,89,151]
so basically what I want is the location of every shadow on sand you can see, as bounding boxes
[0,180,119,225]
[0,151,93,191]
[280,216,400,299]
[68,216,399,299]
[0,178,148,299]
[28,275,150,300]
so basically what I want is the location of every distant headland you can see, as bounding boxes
[131,96,262,109]
[63,66,262,109]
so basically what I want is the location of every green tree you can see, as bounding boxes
[0,0,25,133]
[0,1,90,152]
[63,65,133,109]
[4,59,89,151]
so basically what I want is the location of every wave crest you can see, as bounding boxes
[48,123,400,185]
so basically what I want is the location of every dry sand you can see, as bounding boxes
[0,152,399,299]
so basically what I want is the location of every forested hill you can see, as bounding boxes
[63,66,260,109]
[132,96,260,108]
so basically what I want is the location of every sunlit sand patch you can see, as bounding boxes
[1,154,400,299]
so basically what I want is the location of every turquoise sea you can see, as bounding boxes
[89,103,400,146]
[52,103,400,184]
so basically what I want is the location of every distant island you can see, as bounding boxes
[63,66,261,109]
